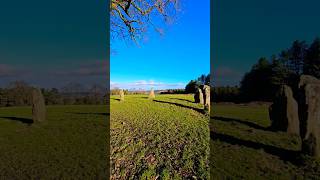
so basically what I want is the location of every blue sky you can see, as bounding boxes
[111,0,210,90]
[213,0,320,86]
[4,0,318,89]
[0,0,107,88]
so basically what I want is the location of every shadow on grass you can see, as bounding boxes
[153,100,205,114]
[169,98,194,103]
[213,116,270,131]
[67,112,110,116]
[0,116,33,124]
[110,97,121,101]
[210,131,300,164]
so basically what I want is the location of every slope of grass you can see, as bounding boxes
[0,105,108,179]
[110,94,209,179]
[210,104,320,179]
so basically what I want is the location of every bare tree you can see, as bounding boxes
[7,81,33,106]
[110,0,180,42]
[89,84,105,104]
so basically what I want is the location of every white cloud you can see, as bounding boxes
[110,80,185,90]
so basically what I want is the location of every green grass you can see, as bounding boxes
[110,94,209,179]
[210,104,320,179]
[0,105,108,179]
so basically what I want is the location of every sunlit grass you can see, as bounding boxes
[110,94,209,179]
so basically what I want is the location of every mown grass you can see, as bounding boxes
[110,94,209,179]
[210,104,320,179]
[0,105,108,179]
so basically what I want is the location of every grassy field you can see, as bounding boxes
[0,105,108,179]
[210,104,320,179]
[110,94,209,179]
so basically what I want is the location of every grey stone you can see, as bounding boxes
[298,77,320,157]
[269,85,300,135]
[203,85,211,112]
[149,88,155,99]
[32,88,46,122]
[194,88,203,104]
[299,75,320,89]
[119,89,125,101]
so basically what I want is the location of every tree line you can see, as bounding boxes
[111,74,210,96]
[185,74,210,93]
[0,81,108,107]
[110,88,186,95]
[214,38,320,102]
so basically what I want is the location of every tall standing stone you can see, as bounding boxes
[298,75,320,88]
[32,88,46,123]
[203,85,211,112]
[194,88,204,104]
[149,88,155,99]
[269,85,300,135]
[119,89,125,101]
[298,75,320,157]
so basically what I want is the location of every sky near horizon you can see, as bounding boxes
[213,0,320,86]
[110,0,210,90]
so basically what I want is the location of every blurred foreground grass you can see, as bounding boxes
[0,105,108,179]
[211,104,320,179]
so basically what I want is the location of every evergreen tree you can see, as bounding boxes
[289,40,307,75]
[185,80,200,93]
[240,58,274,101]
[304,37,320,78]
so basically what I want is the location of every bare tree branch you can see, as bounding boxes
[110,0,180,43]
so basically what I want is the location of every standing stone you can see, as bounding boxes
[32,88,46,122]
[298,75,320,88]
[203,85,211,112]
[149,88,155,99]
[194,88,204,104]
[119,89,125,101]
[298,75,320,157]
[269,85,300,135]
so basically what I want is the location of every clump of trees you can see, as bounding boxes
[110,88,185,95]
[0,81,107,107]
[110,88,129,95]
[214,38,320,103]
[185,74,210,94]
[240,57,283,102]
[160,89,185,94]
[0,81,33,106]
[241,38,320,102]
[212,86,240,102]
